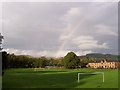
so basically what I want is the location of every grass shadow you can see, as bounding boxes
[34,70,67,74]
[2,70,95,88]
[78,74,96,80]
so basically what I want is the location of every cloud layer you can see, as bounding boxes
[2,2,118,57]
[72,36,109,49]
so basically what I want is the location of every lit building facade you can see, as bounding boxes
[87,60,120,69]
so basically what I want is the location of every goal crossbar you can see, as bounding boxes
[78,72,104,83]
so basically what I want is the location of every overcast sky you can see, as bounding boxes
[1,2,118,57]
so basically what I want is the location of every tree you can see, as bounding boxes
[79,56,96,68]
[2,51,8,75]
[63,52,80,69]
[0,34,5,75]
[39,57,46,68]
[0,33,3,50]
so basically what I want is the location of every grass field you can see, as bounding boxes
[0,76,2,89]
[2,68,118,88]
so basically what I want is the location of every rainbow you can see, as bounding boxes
[55,19,84,58]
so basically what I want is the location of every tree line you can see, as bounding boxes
[2,51,63,69]
[2,51,97,70]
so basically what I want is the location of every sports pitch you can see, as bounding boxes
[2,68,118,88]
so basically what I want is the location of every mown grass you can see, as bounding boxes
[2,68,118,88]
[0,76,2,89]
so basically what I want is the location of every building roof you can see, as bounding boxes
[89,60,120,63]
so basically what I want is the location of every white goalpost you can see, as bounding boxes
[77,72,104,83]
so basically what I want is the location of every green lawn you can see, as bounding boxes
[2,68,118,88]
[0,76,2,89]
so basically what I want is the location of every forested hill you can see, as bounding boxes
[81,53,119,61]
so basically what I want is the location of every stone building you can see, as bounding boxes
[86,60,120,69]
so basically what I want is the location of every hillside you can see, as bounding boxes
[79,53,120,61]
[85,53,119,61]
